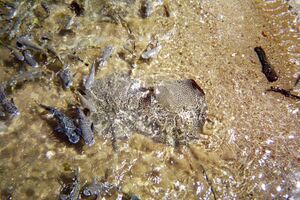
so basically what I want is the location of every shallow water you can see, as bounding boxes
[0,0,299,199]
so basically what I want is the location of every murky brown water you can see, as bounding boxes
[0,0,299,199]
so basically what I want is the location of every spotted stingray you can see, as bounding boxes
[84,72,207,147]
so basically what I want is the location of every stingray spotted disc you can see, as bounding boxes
[87,73,207,146]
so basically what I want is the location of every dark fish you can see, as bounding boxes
[0,86,20,118]
[7,8,17,20]
[141,0,153,18]
[76,107,95,146]
[9,15,27,40]
[70,1,84,16]
[6,1,20,20]
[8,1,34,39]
[84,63,95,91]
[59,168,81,200]
[59,67,73,89]
[16,36,44,52]
[101,45,114,61]
[254,47,278,82]
[3,70,45,90]
[76,92,97,113]
[23,50,38,68]
[98,45,113,69]
[6,45,24,61]
[82,180,117,197]
[38,103,80,144]
[266,86,300,100]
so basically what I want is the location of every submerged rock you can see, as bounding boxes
[87,73,207,146]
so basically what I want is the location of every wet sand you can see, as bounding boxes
[0,0,299,199]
